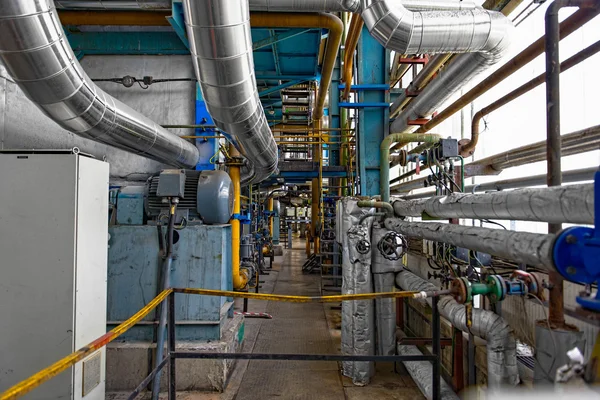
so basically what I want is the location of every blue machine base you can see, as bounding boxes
[107,224,233,341]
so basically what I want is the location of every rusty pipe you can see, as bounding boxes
[251,12,343,120]
[413,7,600,135]
[342,13,364,101]
[545,0,598,329]
[462,39,600,157]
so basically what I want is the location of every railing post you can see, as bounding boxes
[432,295,441,400]
[168,292,176,400]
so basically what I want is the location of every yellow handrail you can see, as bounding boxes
[1,288,434,399]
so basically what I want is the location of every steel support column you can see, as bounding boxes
[357,26,389,196]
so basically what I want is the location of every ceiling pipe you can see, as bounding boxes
[0,0,199,168]
[250,12,344,121]
[55,0,479,12]
[463,39,600,157]
[182,0,279,184]
[342,14,363,101]
[407,7,600,136]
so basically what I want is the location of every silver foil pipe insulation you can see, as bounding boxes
[0,0,200,168]
[339,198,376,386]
[54,0,475,11]
[182,0,278,183]
[391,183,595,225]
[384,218,556,270]
[397,333,460,399]
[396,269,519,387]
[371,223,404,357]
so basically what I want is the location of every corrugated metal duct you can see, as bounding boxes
[0,0,200,168]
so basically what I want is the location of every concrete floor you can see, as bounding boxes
[110,239,423,399]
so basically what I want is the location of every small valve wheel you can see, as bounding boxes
[356,239,371,254]
[377,232,407,261]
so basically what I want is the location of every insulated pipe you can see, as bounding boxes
[411,7,600,135]
[342,14,364,101]
[399,167,598,200]
[389,54,451,120]
[462,39,600,157]
[229,146,249,290]
[384,218,556,269]
[380,133,441,202]
[395,269,519,387]
[55,0,477,11]
[250,13,343,121]
[0,1,199,169]
[391,183,595,225]
[396,342,460,400]
[182,0,278,184]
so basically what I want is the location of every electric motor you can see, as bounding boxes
[145,170,233,224]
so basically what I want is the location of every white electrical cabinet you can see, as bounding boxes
[0,151,109,400]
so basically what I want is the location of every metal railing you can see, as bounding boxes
[0,288,446,400]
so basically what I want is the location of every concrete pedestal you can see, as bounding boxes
[106,314,244,393]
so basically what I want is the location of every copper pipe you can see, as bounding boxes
[342,14,363,101]
[413,7,600,135]
[462,39,600,157]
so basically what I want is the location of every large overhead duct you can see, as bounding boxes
[396,269,519,387]
[55,0,478,12]
[390,22,512,132]
[182,0,278,183]
[0,1,200,168]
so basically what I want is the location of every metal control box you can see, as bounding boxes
[0,151,109,400]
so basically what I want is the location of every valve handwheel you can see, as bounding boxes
[377,232,408,261]
[356,239,371,254]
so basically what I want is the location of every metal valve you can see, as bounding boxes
[356,239,371,254]
[377,232,407,261]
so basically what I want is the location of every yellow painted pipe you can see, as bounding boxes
[268,197,274,238]
[57,10,170,26]
[228,145,248,290]
[251,13,343,120]
[342,14,364,101]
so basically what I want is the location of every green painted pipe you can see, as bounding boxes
[380,133,441,202]
[357,200,394,216]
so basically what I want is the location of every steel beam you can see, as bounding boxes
[357,25,389,195]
